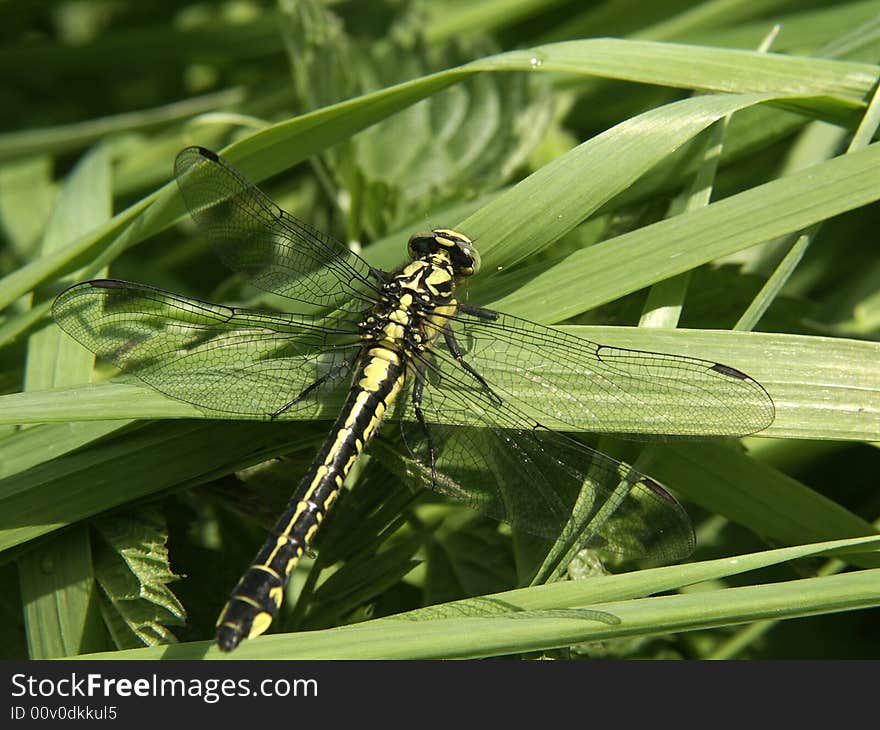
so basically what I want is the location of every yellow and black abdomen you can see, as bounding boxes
[215,347,405,651]
[214,238,468,652]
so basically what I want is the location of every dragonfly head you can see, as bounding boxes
[408,229,481,277]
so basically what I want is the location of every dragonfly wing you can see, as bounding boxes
[174,146,380,311]
[52,279,361,419]
[393,345,695,564]
[446,308,775,437]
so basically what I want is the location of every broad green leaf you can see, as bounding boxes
[281,0,555,239]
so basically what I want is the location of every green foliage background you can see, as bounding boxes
[1,0,879,659]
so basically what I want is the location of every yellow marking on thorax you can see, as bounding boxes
[400,260,427,278]
[425,267,453,288]
[420,300,457,343]
[382,322,405,342]
[389,310,410,325]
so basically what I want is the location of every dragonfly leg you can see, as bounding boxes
[459,302,500,321]
[368,266,391,284]
[443,324,503,406]
[271,354,358,419]
[410,367,439,486]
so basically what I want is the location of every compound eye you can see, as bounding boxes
[430,229,480,276]
[407,233,435,260]
[454,242,481,276]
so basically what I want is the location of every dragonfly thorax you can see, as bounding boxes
[359,246,464,357]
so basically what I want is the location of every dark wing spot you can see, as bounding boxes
[643,477,678,504]
[710,362,749,380]
[195,146,220,162]
[88,279,127,289]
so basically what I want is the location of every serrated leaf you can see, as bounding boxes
[92,508,185,649]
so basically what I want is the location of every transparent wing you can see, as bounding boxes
[174,146,381,311]
[384,305,774,560]
[52,279,362,419]
[394,341,695,564]
[443,307,775,437]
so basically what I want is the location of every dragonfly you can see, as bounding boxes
[53,146,775,652]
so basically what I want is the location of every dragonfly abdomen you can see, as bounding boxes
[215,348,406,651]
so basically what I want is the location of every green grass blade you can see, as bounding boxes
[0,421,131,481]
[68,534,880,658]
[474,39,877,105]
[1,39,875,311]
[488,142,880,321]
[17,146,114,658]
[23,145,111,391]
[19,527,105,658]
[462,92,775,270]
[0,89,245,163]
[650,442,879,568]
[0,421,314,553]
[6,328,876,442]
